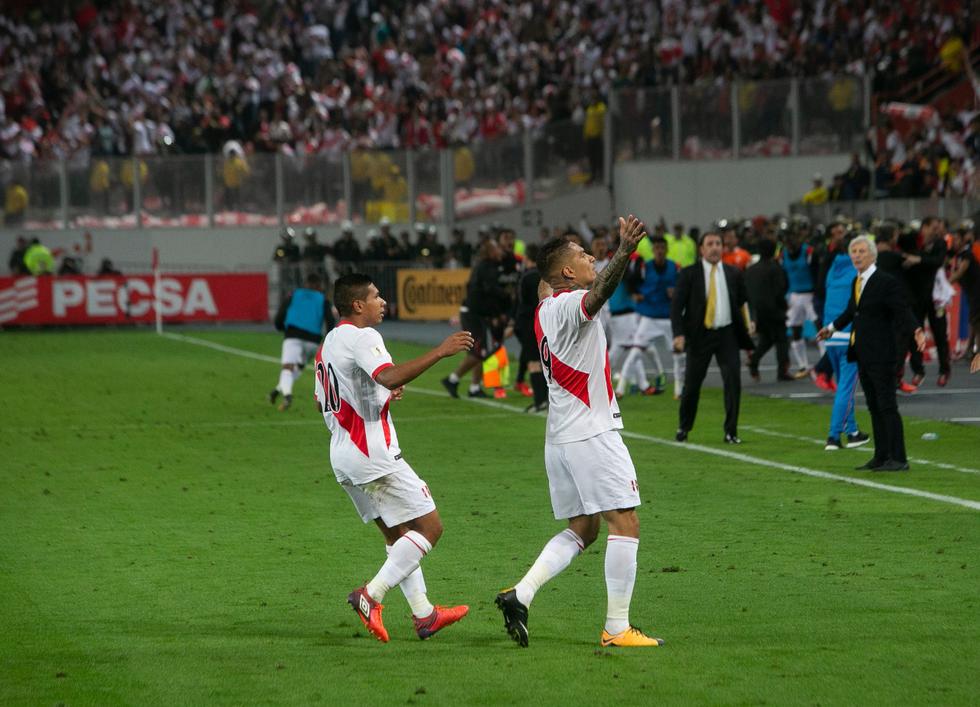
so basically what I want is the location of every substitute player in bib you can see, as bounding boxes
[269,272,336,411]
[496,215,664,649]
[316,273,475,643]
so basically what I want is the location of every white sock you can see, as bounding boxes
[448,372,460,384]
[791,340,808,369]
[604,535,639,635]
[673,353,685,393]
[365,530,431,602]
[386,544,434,618]
[514,528,584,607]
[617,348,642,394]
[816,338,826,356]
[277,368,293,395]
[468,383,481,394]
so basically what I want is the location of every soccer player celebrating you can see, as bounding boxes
[316,273,474,642]
[496,215,664,648]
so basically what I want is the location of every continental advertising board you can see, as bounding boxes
[396,268,470,320]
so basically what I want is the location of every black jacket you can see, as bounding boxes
[671,261,754,350]
[463,259,512,318]
[744,258,788,321]
[832,269,919,364]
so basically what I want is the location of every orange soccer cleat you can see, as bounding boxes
[414,604,470,640]
[600,626,665,648]
[347,587,389,643]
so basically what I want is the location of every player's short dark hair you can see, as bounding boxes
[334,273,374,316]
[305,272,323,289]
[758,238,777,259]
[537,236,573,281]
[651,235,667,246]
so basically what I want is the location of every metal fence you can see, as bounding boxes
[792,197,979,224]
[2,75,872,231]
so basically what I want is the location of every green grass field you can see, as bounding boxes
[1,328,978,706]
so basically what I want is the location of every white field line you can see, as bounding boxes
[767,388,980,399]
[162,332,980,511]
[741,425,980,476]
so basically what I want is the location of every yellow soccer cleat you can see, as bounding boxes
[600,626,665,648]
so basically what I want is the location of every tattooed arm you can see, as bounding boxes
[582,215,646,318]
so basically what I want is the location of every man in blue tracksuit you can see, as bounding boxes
[822,246,870,450]
[269,272,336,411]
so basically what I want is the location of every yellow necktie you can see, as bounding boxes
[850,276,861,345]
[704,263,717,328]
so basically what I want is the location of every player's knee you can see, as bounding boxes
[410,513,443,546]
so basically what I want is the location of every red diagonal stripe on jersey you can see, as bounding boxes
[550,353,591,407]
[336,399,369,457]
[604,350,613,402]
[535,301,590,407]
[380,397,392,448]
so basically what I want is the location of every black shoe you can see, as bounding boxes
[777,373,795,382]
[872,460,910,472]
[524,401,548,413]
[468,388,488,398]
[277,394,292,412]
[824,437,841,451]
[268,388,280,405]
[724,433,741,445]
[441,377,459,399]
[675,429,688,442]
[845,432,870,448]
[855,458,885,470]
[748,366,760,382]
[495,588,529,647]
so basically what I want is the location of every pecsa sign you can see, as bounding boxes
[0,273,267,326]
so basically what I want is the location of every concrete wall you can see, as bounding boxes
[613,153,852,229]
[1,186,613,275]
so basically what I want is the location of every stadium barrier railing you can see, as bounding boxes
[4,76,871,231]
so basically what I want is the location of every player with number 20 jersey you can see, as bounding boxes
[314,273,474,644]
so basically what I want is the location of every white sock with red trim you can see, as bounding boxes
[366,530,431,602]
[514,528,584,607]
[604,535,639,635]
[277,368,293,395]
[386,544,434,618]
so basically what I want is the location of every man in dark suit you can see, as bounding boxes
[671,229,754,444]
[744,238,791,381]
[818,235,925,471]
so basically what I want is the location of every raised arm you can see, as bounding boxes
[374,331,475,390]
[582,215,646,318]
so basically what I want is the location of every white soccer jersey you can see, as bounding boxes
[314,321,401,484]
[534,289,623,444]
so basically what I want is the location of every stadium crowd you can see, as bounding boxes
[0,0,976,166]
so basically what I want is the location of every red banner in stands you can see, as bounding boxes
[0,273,267,326]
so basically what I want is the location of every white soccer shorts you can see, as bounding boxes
[628,316,673,348]
[341,460,437,527]
[785,292,817,327]
[281,338,320,367]
[609,312,640,351]
[544,430,641,519]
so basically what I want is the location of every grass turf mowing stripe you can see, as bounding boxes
[742,425,980,475]
[162,331,980,512]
